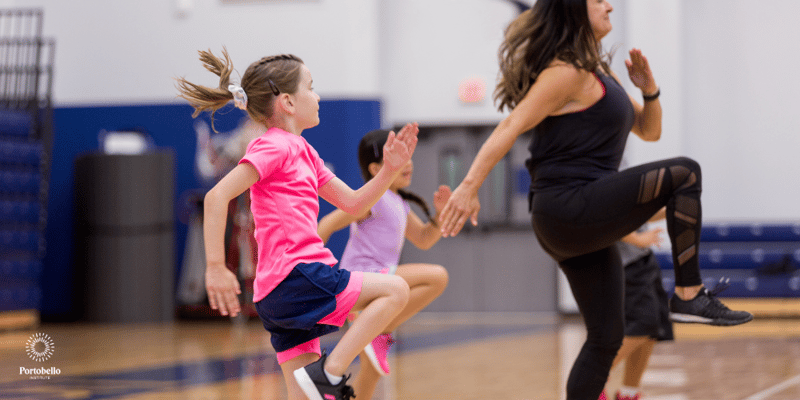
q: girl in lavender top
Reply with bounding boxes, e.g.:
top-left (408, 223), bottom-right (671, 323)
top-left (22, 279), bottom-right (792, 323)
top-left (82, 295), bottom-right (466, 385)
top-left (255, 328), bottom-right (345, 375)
top-left (318, 129), bottom-right (450, 400)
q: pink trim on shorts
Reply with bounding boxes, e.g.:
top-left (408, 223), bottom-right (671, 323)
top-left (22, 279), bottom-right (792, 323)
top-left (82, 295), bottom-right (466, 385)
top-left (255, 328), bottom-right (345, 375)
top-left (319, 271), bottom-right (363, 326)
top-left (276, 338), bottom-right (321, 364)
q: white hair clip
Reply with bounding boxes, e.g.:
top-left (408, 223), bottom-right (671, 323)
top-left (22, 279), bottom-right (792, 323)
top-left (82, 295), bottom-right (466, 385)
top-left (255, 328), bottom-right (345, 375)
top-left (228, 84), bottom-right (248, 110)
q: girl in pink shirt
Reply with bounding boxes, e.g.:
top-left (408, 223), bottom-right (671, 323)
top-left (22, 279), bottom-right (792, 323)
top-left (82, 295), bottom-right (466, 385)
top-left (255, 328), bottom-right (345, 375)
top-left (318, 129), bottom-right (451, 399)
top-left (177, 48), bottom-right (417, 400)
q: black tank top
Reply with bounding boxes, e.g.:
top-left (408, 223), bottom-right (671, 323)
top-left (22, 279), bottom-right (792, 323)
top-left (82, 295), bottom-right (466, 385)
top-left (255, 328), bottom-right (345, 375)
top-left (525, 73), bottom-right (635, 192)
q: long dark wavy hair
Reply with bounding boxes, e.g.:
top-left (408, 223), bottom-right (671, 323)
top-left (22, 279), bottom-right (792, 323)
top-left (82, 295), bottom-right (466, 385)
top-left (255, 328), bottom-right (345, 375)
top-left (175, 47), bottom-right (304, 131)
top-left (494, 0), bottom-right (612, 112)
top-left (357, 129), bottom-right (436, 225)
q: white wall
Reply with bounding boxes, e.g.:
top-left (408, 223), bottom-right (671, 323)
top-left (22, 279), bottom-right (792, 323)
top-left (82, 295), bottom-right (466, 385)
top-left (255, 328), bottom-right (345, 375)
top-left (618, 0), bottom-right (800, 221)
top-left (9, 0), bottom-right (381, 104)
top-left (379, 0), bottom-right (516, 126)
top-left (681, 0), bottom-right (800, 221)
top-left (614, 0), bottom-right (684, 166)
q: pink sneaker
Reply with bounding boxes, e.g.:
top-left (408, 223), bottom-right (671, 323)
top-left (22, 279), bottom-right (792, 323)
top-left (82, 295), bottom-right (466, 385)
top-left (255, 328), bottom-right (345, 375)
top-left (363, 333), bottom-right (394, 376)
top-left (598, 391), bottom-right (608, 400)
top-left (616, 392), bottom-right (640, 400)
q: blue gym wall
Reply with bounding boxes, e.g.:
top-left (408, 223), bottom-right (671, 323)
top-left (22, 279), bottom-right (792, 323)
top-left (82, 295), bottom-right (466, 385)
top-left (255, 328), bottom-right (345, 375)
top-left (42, 99), bottom-right (380, 319)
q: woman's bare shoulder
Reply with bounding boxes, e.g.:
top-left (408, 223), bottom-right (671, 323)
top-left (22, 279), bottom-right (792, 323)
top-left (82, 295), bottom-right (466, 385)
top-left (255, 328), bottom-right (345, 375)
top-left (538, 61), bottom-right (590, 91)
top-left (542, 60), bottom-right (590, 79)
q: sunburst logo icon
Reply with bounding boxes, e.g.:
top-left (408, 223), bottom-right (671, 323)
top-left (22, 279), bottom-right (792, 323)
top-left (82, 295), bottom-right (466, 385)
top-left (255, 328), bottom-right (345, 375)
top-left (26, 333), bottom-right (55, 362)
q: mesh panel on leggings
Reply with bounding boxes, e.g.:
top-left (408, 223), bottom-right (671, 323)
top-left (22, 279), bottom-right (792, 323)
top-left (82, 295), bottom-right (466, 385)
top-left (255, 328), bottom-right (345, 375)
top-left (668, 165), bottom-right (700, 275)
top-left (675, 196), bottom-right (698, 225)
top-left (637, 167), bottom-right (665, 204)
top-left (635, 163), bottom-right (701, 285)
top-left (673, 165), bottom-right (697, 191)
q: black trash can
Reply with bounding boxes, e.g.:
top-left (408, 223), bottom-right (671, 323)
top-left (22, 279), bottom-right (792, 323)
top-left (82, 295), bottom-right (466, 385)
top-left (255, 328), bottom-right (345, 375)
top-left (74, 151), bottom-right (175, 322)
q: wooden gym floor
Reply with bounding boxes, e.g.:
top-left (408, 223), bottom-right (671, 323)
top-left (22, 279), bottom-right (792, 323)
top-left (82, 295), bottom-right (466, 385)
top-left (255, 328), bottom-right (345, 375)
top-left (0, 299), bottom-right (799, 400)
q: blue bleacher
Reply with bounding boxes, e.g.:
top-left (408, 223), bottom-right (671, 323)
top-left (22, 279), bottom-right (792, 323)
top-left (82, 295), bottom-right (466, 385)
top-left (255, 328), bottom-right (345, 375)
top-left (0, 200), bottom-right (40, 224)
top-left (0, 101), bottom-right (46, 314)
top-left (0, 140), bottom-right (42, 165)
top-left (660, 270), bottom-right (800, 298)
top-left (700, 223), bottom-right (800, 242)
top-left (656, 222), bottom-right (800, 298)
top-left (0, 109), bottom-right (32, 137)
top-left (654, 242), bottom-right (800, 270)
top-left (0, 256), bottom-right (42, 281)
top-left (0, 110), bottom-right (44, 311)
top-left (0, 283), bottom-right (42, 311)
top-left (0, 229), bottom-right (41, 253)
top-left (0, 9), bottom-right (54, 314)
top-left (0, 169), bottom-right (41, 195)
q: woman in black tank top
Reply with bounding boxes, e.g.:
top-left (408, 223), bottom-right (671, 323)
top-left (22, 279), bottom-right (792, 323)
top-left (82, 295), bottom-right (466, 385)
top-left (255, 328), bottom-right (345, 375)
top-left (438, 1), bottom-right (753, 399)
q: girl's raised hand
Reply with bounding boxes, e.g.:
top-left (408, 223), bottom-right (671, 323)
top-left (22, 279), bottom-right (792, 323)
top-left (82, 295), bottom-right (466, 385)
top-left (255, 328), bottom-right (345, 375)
top-left (433, 185), bottom-right (452, 213)
top-left (625, 48), bottom-right (657, 94)
top-left (382, 123), bottom-right (419, 172)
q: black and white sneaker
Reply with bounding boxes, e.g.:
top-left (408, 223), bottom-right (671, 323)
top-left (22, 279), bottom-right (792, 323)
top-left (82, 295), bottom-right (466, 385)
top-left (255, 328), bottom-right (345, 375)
top-left (293, 351), bottom-right (356, 400)
top-left (669, 287), bottom-right (753, 326)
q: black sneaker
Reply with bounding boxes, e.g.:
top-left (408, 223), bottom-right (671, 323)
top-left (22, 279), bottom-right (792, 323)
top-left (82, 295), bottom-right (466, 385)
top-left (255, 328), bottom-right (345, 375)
top-left (293, 351), bottom-right (356, 400)
top-left (669, 287), bottom-right (753, 326)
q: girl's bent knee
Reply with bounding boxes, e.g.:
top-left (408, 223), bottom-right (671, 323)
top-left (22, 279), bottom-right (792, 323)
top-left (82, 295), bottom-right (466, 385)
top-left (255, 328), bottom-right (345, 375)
top-left (433, 264), bottom-right (449, 286)
top-left (388, 275), bottom-right (410, 306)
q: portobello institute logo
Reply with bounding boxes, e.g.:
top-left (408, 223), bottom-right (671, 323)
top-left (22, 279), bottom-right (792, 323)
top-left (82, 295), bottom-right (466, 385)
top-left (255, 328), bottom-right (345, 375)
top-left (26, 333), bottom-right (55, 362)
top-left (19, 333), bottom-right (61, 379)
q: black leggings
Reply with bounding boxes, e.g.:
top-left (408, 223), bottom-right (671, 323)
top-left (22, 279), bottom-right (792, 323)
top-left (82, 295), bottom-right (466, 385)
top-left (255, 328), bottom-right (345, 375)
top-left (530, 157), bottom-right (702, 400)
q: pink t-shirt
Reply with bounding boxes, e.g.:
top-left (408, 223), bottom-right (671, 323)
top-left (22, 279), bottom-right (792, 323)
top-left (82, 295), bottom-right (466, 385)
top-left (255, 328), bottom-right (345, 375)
top-left (239, 127), bottom-right (338, 302)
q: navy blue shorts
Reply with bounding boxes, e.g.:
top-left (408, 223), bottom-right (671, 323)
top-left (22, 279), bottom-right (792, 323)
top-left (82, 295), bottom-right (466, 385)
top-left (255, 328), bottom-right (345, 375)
top-left (255, 262), bottom-right (354, 353)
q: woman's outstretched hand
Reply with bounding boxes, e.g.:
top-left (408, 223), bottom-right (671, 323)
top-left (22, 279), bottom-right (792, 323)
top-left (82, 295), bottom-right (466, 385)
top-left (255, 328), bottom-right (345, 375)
top-left (437, 182), bottom-right (480, 237)
top-left (382, 122), bottom-right (419, 173)
top-left (625, 48), bottom-right (658, 95)
top-left (432, 185), bottom-right (452, 213)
